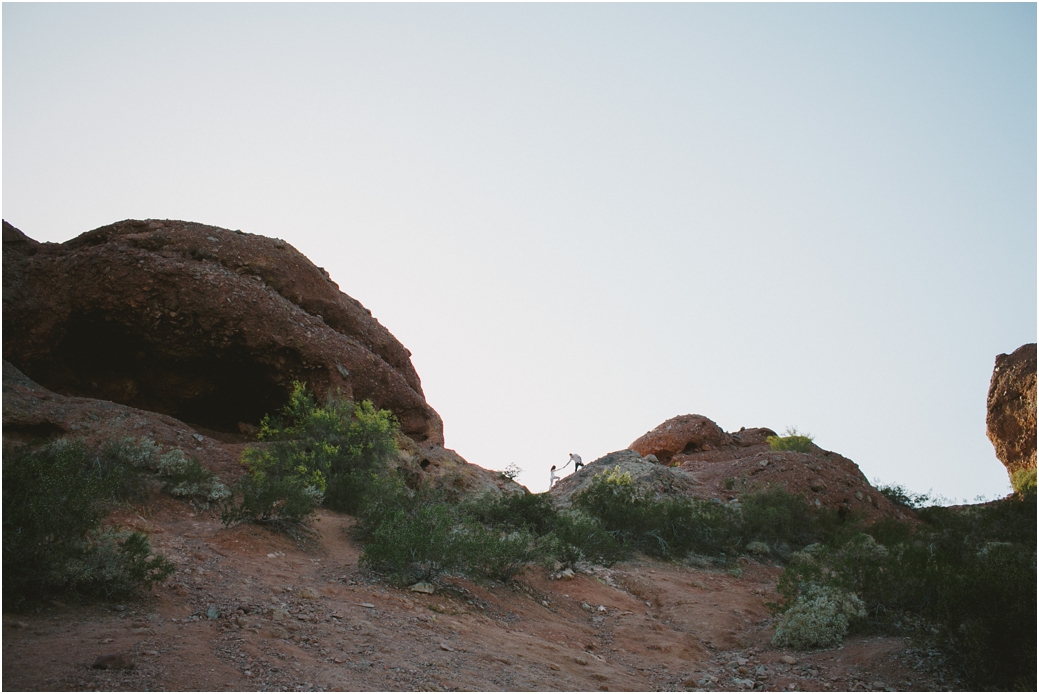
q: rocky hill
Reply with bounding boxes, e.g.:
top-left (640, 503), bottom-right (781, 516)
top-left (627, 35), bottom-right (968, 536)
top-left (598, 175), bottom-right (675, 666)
top-left (2, 219), bottom-right (515, 495)
top-left (1, 218), bottom-right (1001, 692)
top-left (550, 415), bottom-right (912, 528)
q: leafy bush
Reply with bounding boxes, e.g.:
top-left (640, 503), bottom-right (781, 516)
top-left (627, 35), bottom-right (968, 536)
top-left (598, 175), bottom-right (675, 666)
top-left (767, 427), bottom-right (814, 453)
top-left (3, 440), bottom-right (174, 608)
top-left (547, 511), bottom-right (625, 569)
top-left (771, 584), bottom-right (866, 650)
top-left (462, 524), bottom-right (544, 582)
top-left (157, 449), bottom-right (230, 507)
top-left (1010, 468), bottom-right (1036, 497)
top-left (875, 482), bottom-right (933, 510)
top-left (223, 383), bottom-right (399, 532)
top-left (360, 501), bottom-right (466, 585)
top-left (500, 463), bottom-right (522, 481)
top-left (465, 491), bottom-right (559, 536)
top-left (741, 487), bottom-right (841, 549)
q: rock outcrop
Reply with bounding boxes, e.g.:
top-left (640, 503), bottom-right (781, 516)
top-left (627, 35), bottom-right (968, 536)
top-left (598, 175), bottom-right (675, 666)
top-left (3, 219), bottom-right (442, 443)
top-left (629, 414), bottom-right (737, 464)
top-left (986, 343), bottom-right (1037, 478)
top-left (548, 449), bottom-right (701, 508)
top-left (625, 414), bottom-right (911, 524)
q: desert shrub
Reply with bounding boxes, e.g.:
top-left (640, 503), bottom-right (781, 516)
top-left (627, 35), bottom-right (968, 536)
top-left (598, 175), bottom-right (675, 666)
top-left (573, 467), bottom-right (741, 558)
top-left (359, 502), bottom-right (465, 585)
top-left (221, 466), bottom-right (323, 536)
top-left (547, 511), bottom-right (625, 569)
top-left (358, 478), bottom-right (564, 584)
top-left (94, 436), bottom-right (162, 502)
top-left (462, 524), bottom-right (544, 582)
top-left (465, 491), bottom-right (559, 536)
top-left (500, 463), bottom-right (522, 481)
top-left (875, 482), bottom-right (933, 510)
top-left (741, 487), bottom-right (841, 548)
top-left (223, 383), bottom-right (399, 532)
top-left (771, 584), bottom-right (866, 650)
top-left (767, 427), bottom-right (814, 453)
top-left (775, 493), bottom-right (1036, 690)
top-left (3, 440), bottom-right (174, 608)
top-left (56, 529), bottom-right (175, 600)
top-left (1010, 468), bottom-right (1036, 497)
top-left (157, 449), bottom-right (230, 507)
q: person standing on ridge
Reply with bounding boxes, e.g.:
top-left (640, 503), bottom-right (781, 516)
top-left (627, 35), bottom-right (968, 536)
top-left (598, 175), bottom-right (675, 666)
top-left (568, 453), bottom-right (583, 472)
top-left (550, 465), bottom-right (560, 487)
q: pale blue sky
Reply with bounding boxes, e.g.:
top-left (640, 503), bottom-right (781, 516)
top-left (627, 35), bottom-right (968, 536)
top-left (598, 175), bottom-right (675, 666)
top-left (4, 3), bottom-right (1036, 499)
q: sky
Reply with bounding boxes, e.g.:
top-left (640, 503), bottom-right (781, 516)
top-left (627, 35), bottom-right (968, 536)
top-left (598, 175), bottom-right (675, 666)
top-left (3, 3), bottom-right (1036, 500)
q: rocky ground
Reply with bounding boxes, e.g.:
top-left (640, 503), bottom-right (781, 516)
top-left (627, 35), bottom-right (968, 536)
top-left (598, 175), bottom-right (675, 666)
top-left (3, 502), bottom-right (960, 692)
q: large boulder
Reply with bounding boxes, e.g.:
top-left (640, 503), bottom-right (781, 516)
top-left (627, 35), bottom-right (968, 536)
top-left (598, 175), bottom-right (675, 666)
top-left (630, 414), bottom-right (737, 464)
top-left (3, 219), bottom-right (442, 444)
top-left (986, 343), bottom-right (1037, 479)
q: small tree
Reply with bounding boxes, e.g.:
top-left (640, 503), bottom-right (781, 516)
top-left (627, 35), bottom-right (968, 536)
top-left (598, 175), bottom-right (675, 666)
top-left (223, 383), bottom-right (400, 533)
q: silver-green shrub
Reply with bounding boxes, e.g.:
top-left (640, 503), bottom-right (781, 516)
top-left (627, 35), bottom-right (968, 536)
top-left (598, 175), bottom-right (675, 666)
top-left (771, 584), bottom-right (866, 650)
top-left (157, 449), bottom-right (230, 507)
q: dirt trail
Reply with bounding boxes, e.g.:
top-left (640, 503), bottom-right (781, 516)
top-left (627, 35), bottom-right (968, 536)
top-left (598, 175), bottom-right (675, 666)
top-left (3, 504), bottom-right (957, 692)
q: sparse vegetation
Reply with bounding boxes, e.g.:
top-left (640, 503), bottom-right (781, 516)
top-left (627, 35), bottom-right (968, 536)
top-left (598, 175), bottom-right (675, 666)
top-left (572, 468), bottom-right (843, 560)
top-left (3, 439), bottom-right (175, 608)
top-left (875, 481), bottom-right (933, 509)
top-left (773, 490), bottom-right (1036, 690)
top-left (500, 463), bottom-right (522, 481)
top-left (767, 427), bottom-right (814, 453)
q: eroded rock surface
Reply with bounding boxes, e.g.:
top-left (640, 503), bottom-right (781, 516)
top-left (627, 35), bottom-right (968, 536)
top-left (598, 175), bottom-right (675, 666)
top-left (622, 414), bottom-right (911, 524)
top-left (986, 343), bottom-right (1037, 478)
top-left (3, 219), bottom-right (442, 443)
top-left (630, 414), bottom-right (740, 464)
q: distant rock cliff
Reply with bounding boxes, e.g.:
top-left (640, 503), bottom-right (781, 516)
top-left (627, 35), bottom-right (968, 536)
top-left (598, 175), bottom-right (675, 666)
top-left (986, 343), bottom-right (1037, 480)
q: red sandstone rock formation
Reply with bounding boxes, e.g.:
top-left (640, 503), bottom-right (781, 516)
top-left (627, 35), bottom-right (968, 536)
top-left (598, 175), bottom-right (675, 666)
top-left (629, 414), bottom-right (740, 464)
top-left (986, 343), bottom-right (1037, 479)
top-left (3, 219), bottom-right (442, 443)
top-left (627, 414), bottom-right (910, 523)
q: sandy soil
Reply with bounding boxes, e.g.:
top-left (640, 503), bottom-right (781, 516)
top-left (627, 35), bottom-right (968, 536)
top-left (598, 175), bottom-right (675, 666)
top-left (3, 500), bottom-right (960, 692)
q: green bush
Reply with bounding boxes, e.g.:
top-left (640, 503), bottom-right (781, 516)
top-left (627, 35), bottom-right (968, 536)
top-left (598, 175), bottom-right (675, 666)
top-left (741, 487), bottom-right (841, 549)
top-left (767, 427), bottom-right (814, 453)
top-left (462, 524), bottom-right (544, 582)
top-left (572, 467), bottom-right (743, 559)
top-left (771, 584), bottom-right (866, 650)
top-left (547, 511), bottom-right (625, 569)
top-left (465, 491), bottom-right (559, 536)
top-left (223, 383), bottom-right (399, 532)
top-left (875, 482), bottom-right (933, 510)
top-left (359, 502), bottom-right (465, 585)
top-left (3, 440), bottom-right (174, 608)
top-left (1010, 468), bottom-right (1036, 497)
